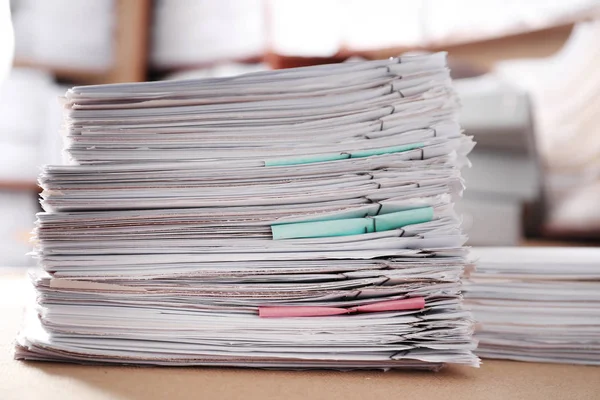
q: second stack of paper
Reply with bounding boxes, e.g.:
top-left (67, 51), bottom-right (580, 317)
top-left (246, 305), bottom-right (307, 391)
top-left (465, 247), bottom-right (600, 366)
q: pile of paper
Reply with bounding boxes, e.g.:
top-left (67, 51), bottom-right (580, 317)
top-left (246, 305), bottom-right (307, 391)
top-left (465, 247), bottom-right (600, 365)
top-left (495, 19), bottom-right (600, 236)
top-left (16, 53), bottom-right (479, 369)
top-left (0, 68), bottom-right (66, 266)
top-left (453, 76), bottom-right (539, 245)
top-left (12, 0), bottom-right (114, 71)
top-left (151, 0), bottom-right (266, 69)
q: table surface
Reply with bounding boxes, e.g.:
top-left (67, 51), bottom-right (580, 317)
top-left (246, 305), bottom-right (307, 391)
top-left (1, 269), bottom-right (599, 400)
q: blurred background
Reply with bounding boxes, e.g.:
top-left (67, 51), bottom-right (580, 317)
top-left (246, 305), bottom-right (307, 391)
top-left (1, 0), bottom-right (600, 266)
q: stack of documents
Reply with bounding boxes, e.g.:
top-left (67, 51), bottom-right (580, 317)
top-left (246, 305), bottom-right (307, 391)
top-left (152, 0), bottom-right (266, 69)
top-left (495, 19), bottom-right (600, 236)
top-left (0, 68), bottom-right (65, 266)
top-left (16, 53), bottom-right (479, 369)
top-left (454, 76), bottom-right (539, 245)
top-left (12, 0), bottom-right (114, 71)
top-left (465, 247), bottom-right (600, 365)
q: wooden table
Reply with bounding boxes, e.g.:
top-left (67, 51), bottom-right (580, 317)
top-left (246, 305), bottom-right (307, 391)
top-left (1, 270), bottom-right (599, 400)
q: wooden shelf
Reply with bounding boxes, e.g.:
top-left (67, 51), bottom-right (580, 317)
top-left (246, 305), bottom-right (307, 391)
top-left (540, 226), bottom-right (600, 242)
top-left (108, 0), bottom-right (151, 83)
top-left (12, 59), bottom-right (110, 84)
top-left (0, 181), bottom-right (39, 192)
top-left (266, 24), bottom-right (574, 71)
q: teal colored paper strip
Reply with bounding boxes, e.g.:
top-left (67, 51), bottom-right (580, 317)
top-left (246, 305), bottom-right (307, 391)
top-left (272, 218), bottom-right (374, 240)
top-left (349, 143), bottom-right (424, 158)
top-left (271, 206), bottom-right (434, 240)
top-left (372, 206), bottom-right (433, 231)
top-left (265, 142), bottom-right (425, 167)
top-left (265, 153), bottom-right (350, 167)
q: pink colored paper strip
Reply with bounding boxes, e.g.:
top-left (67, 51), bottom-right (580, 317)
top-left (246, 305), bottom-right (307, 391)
top-left (259, 297), bottom-right (425, 318)
top-left (349, 297), bottom-right (426, 313)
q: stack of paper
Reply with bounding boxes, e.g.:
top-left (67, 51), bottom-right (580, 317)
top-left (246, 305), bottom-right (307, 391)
top-left (0, 68), bottom-right (65, 181)
top-left (0, 191), bottom-right (38, 267)
top-left (151, 0), bottom-right (266, 69)
top-left (16, 53), bottom-right (479, 369)
top-left (495, 19), bottom-right (600, 235)
top-left (453, 76), bottom-right (540, 245)
top-left (465, 247), bottom-right (600, 366)
top-left (0, 68), bottom-right (66, 266)
top-left (11, 0), bottom-right (114, 71)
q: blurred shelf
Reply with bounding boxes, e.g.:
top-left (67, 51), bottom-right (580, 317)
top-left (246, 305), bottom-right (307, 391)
top-left (423, 24), bottom-right (574, 69)
top-left (266, 23), bottom-right (574, 71)
top-left (12, 59), bottom-right (110, 84)
top-left (540, 226), bottom-right (600, 243)
top-left (0, 181), bottom-right (39, 191)
top-left (520, 238), bottom-right (599, 247)
top-left (10, 3), bottom-right (585, 82)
